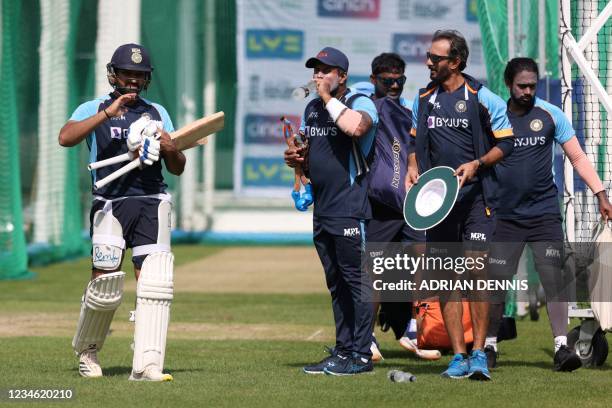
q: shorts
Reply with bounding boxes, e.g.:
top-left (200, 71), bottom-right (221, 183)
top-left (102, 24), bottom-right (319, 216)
top-left (427, 194), bottom-right (494, 251)
top-left (488, 214), bottom-right (566, 302)
top-left (368, 200), bottom-right (425, 243)
top-left (90, 195), bottom-right (172, 269)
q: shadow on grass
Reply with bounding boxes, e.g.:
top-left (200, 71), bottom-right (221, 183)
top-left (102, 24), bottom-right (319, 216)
top-left (68, 366), bottom-right (206, 377)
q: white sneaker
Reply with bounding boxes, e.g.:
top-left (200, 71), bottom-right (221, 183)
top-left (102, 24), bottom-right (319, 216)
top-left (399, 336), bottom-right (442, 360)
top-left (371, 341), bottom-right (384, 362)
top-left (129, 366), bottom-right (173, 382)
top-left (79, 349), bottom-right (103, 378)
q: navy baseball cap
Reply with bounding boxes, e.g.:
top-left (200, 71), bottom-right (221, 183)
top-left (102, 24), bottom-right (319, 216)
top-left (306, 47), bottom-right (349, 72)
top-left (109, 43), bottom-right (153, 72)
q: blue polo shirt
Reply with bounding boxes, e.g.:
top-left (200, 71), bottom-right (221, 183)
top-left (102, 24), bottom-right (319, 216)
top-left (495, 97), bottom-right (574, 219)
top-left (69, 93), bottom-right (174, 198)
top-left (300, 90), bottom-right (379, 218)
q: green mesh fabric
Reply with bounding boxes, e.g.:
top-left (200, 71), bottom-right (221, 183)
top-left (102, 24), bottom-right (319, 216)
top-left (0, 0), bottom-right (31, 279)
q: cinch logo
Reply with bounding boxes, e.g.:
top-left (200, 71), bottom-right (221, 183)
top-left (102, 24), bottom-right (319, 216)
top-left (514, 136), bottom-right (546, 147)
top-left (344, 227), bottom-right (360, 237)
top-left (470, 232), bottom-right (487, 242)
top-left (427, 116), bottom-right (469, 129)
top-left (393, 33), bottom-right (432, 63)
top-left (246, 30), bottom-right (303, 59)
top-left (244, 114), bottom-right (300, 144)
top-left (318, 0), bottom-right (380, 18)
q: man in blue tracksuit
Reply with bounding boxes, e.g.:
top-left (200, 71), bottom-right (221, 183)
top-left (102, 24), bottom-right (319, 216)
top-left (285, 47), bottom-right (379, 376)
top-left (405, 30), bottom-right (515, 380)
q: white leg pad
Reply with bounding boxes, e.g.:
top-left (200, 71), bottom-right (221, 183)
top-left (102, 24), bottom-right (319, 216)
top-left (92, 209), bottom-right (125, 270)
top-left (72, 271), bottom-right (125, 354)
top-left (132, 252), bottom-right (174, 374)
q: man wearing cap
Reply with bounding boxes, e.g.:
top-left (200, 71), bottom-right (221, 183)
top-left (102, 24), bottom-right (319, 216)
top-left (404, 30), bottom-right (514, 380)
top-left (285, 47), bottom-right (379, 376)
top-left (59, 43), bottom-right (185, 381)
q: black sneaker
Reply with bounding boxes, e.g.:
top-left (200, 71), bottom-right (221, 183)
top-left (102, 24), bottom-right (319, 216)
top-left (324, 355), bottom-right (373, 376)
top-left (303, 348), bottom-right (343, 375)
top-left (484, 345), bottom-right (497, 369)
top-left (553, 345), bottom-right (582, 372)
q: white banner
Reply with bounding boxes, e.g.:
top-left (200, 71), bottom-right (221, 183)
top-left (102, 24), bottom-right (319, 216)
top-left (235, 0), bottom-right (485, 196)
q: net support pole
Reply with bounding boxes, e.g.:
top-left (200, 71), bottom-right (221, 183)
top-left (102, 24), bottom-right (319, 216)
top-left (538, 0), bottom-right (546, 74)
top-left (560, 0), bottom-right (575, 242)
top-left (577, 0), bottom-right (612, 52)
top-left (202, 0), bottom-right (216, 230)
top-left (508, 0), bottom-right (515, 58)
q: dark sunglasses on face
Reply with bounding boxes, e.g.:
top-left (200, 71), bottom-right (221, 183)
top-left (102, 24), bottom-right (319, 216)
top-left (426, 52), bottom-right (452, 64)
top-left (376, 75), bottom-right (406, 87)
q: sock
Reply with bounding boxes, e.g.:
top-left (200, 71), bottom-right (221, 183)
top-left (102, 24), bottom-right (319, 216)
top-left (554, 335), bottom-right (567, 352)
top-left (461, 353), bottom-right (469, 359)
top-left (485, 336), bottom-right (498, 352)
top-left (408, 318), bottom-right (417, 336)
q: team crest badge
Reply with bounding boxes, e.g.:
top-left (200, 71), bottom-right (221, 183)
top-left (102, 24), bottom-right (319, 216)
top-left (530, 119), bottom-right (543, 132)
top-left (455, 100), bottom-right (467, 113)
top-left (131, 48), bottom-right (143, 64)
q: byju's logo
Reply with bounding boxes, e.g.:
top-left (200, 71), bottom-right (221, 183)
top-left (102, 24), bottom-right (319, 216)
top-left (318, 0), bottom-right (380, 19)
top-left (246, 30), bottom-right (303, 59)
top-left (393, 33), bottom-right (432, 63)
top-left (427, 116), bottom-right (469, 129)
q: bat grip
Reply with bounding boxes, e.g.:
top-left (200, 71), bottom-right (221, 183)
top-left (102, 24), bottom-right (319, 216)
top-left (93, 158), bottom-right (140, 190)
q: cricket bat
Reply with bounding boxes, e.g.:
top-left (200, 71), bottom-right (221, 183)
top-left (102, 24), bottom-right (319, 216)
top-left (92, 111), bottom-right (224, 189)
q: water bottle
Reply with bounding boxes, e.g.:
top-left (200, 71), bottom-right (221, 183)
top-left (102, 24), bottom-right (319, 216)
top-left (387, 370), bottom-right (416, 383)
top-left (291, 80), bottom-right (316, 100)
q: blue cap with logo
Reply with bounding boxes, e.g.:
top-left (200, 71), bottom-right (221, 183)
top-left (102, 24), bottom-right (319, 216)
top-left (306, 47), bottom-right (349, 72)
top-left (108, 43), bottom-right (153, 72)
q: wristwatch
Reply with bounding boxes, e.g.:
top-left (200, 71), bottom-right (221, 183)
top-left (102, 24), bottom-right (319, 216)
top-left (477, 158), bottom-right (485, 170)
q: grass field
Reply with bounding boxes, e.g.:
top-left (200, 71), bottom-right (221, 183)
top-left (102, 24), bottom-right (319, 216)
top-left (1, 245), bottom-right (611, 407)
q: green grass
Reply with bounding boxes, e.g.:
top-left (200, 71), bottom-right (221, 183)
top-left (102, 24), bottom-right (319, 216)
top-left (1, 246), bottom-right (611, 407)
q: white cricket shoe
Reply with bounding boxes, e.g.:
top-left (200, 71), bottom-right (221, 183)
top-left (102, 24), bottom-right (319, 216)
top-left (399, 336), bottom-right (442, 360)
top-left (129, 366), bottom-right (173, 382)
top-left (371, 340), bottom-right (384, 362)
top-left (79, 349), bottom-right (103, 378)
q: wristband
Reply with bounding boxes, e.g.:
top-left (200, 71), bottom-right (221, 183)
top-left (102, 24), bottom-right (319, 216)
top-left (477, 158), bottom-right (485, 169)
top-left (103, 109), bottom-right (111, 120)
top-left (325, 98), bottom-right (347, 122)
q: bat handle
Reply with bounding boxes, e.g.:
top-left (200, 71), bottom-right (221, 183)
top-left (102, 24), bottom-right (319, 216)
top-left (93, 158), bottom-right (141, 190)
top-left (88, 152), bottom-right (131, 170)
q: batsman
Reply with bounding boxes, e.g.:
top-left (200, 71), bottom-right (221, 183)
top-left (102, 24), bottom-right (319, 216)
top-left (58, 43), bottom-right (185, 381)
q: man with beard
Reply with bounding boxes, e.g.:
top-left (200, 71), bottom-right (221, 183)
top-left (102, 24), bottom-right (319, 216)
top-left (357, 53), bottom-right (438, 362)
top-left (405, 30), bottom-right (514, 380)
top-left (284, 47), bottom-right (379, 376)
top-left (485, 57), bottom-right (612, 371)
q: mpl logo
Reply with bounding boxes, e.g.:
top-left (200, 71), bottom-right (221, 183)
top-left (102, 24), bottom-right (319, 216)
top-left (246, 29), bottom-right (303, 60)
top-left (546, 247), bottom-right (561, 258)
top-left (318, 0), bottom-right (380, 19)
top-left (244, 114), bottom-right (300, 145)
top-left (469, 232), bottom-right (487, 242)
top-left (343, 227), bottom-right (361, 237)
top-left (393, 33), bottom-right (432, 63)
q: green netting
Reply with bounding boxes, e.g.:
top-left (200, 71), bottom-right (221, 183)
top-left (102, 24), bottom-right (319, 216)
top-left (0, 0), bottom-right (32, 279)
top-left (477, 0), bottom-right (560, 99)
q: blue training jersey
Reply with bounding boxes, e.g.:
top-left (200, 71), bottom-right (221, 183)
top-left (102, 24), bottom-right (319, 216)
top-left (495, 97), bottom-right (574, 219)
top-left (299, 90), bottom-right (379, 218)
top-left (411, 83), bottom-right (512, 200)
top-left (70, 93), bottom-right (174, 198)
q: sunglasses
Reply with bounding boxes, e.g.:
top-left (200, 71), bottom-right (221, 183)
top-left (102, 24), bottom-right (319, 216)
top-left (376, 75), bottom-right (406, 87)
top-left (426, 52), bottom-right (452, 64)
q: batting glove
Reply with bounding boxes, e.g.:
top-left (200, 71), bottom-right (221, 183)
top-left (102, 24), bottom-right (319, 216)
top-left (139, 136), bottom-right (161, 166)
top-left (127, 117), bottom-right (150, 151)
